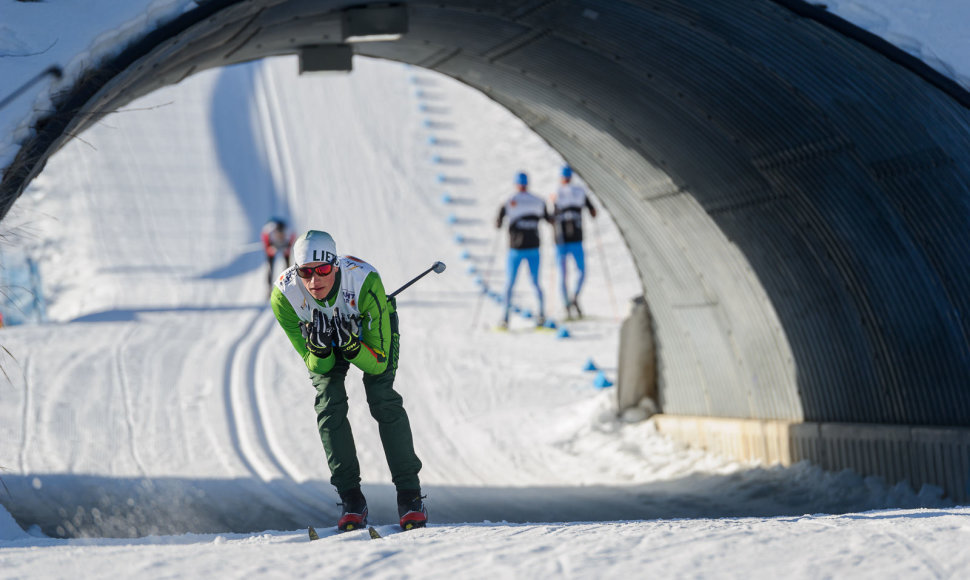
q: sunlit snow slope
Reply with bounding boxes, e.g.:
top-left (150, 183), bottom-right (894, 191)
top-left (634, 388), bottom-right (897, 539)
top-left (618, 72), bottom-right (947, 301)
top-left (0, 57), bottom-right (946, 540)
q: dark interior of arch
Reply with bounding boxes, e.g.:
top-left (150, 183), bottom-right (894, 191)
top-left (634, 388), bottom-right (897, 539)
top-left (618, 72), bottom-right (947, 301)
top-left (2, 0), bottom-right (969, 426)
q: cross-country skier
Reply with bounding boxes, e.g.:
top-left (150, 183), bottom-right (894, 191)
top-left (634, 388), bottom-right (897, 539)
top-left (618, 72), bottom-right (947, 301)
top-left (261, 218), bottom-right (296, 288)
top-left (270, 230), bottom-right (427, 532)
top-left (496, 171), bottom-right (552, 329)
top-left (550, 166), bottom-right (597, 319)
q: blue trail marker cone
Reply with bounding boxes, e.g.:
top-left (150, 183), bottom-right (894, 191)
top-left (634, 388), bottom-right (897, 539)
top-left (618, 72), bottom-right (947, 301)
top-left (459, 250), bottom-right (470, 260)
top-left (593, 371), bottom-right (613, 389)
top-left (583, 358), bottom-right (598, 372)
top-left (441, 193), bottom-right (453, 204)
top-left (557, 326), bottom-right (571, 339)
top-left (446, 213), bottom-right (458, 224)
top-left (454, 233), bottom-right (465, 244)
top-left (544, 319), bottom-right (557, 329)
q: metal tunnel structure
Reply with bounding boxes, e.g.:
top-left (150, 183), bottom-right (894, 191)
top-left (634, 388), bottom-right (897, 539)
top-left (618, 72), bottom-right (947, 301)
top-left (2, 1), bottom-right (969, 500)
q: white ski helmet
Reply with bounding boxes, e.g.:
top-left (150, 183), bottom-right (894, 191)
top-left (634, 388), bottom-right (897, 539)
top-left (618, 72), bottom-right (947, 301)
top-left (293, 230), bottom-right (337, 266)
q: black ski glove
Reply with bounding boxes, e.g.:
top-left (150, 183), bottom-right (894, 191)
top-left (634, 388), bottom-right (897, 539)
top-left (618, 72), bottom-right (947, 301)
top-left (301, 309), bottom-right (333, 359)
top-left (333, 311), bottom-right (361, 360)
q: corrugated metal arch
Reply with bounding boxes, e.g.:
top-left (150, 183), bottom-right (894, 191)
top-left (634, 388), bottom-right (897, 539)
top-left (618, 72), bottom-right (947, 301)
top-left (2, 0), bottom-right (969, 426)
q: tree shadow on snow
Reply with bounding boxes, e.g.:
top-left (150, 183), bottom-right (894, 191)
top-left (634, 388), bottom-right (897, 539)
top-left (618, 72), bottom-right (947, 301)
top-left (197, 63), bottom-right (282, 280)
top-left (196, 248), bottom-right (264, 280)
top-left (70, 303), bottom-right (265, 323)
top-left (0, 467), bottom-right (938, 539)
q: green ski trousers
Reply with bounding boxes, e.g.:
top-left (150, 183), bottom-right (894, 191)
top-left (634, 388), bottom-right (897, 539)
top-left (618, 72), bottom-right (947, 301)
top-left (310, 311), bottom-right (422, 493)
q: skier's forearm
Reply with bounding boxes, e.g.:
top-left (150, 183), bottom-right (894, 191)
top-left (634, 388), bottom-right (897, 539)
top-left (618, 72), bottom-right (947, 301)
top-left (271, 287), bottom-right (336, 373)
top-left (304, 349), bottom-right (336, 373)
top-left (349, 275), bottom-right (393, 375)
top-left (344, 341), bottom-right (385, 374)
top-left (349, 317), bottom-right (389, 375)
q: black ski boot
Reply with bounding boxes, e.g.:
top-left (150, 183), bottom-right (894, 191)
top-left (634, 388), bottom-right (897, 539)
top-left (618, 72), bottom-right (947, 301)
top-left (570, 298), bottom-right (583, 319)
top-left (337, 487), bottom-right (368, 531)
top-left (397, 489), bottom-right (428, 530)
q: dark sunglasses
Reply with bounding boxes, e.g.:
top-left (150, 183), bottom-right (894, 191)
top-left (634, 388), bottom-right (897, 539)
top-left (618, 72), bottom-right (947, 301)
top-left (296, 263), bottom-right (335, 278)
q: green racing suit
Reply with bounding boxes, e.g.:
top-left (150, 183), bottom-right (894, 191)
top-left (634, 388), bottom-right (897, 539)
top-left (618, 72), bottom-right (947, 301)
top-left (270, 256), bottom-right (422, 493)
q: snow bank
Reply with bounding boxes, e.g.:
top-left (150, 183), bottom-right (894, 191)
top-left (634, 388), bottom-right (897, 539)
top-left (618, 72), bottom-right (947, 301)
top-left (824, 0), bottom-right (970, 89)
top-left (0, 0), bottom-right (193, 170)
top-left (0, 503), bottom-right (28, 541)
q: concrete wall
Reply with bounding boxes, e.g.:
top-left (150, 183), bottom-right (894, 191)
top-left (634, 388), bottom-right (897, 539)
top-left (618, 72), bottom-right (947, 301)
top-left (654, 414), bottom-right (970, 503)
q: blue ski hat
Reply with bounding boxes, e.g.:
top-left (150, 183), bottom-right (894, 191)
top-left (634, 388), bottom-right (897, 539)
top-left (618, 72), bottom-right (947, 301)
top-left (516, 171), bottom-right (529, 186)
top-left (562, 165), bottom-right (573, 179)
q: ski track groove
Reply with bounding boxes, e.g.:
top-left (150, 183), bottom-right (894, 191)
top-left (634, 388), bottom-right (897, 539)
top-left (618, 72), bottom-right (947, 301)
top-left (882, 528), bottom-right (949, 578)
top-left (225, 307), bottom-right (331, 522)
top-left (253, 62), bottom-right (298, 218)
top-left (221, 309), bottom-right (267, 479)
top-left (234, 309), bottom-right (289, 479)
top-left (17, 354), bottom-right (32, 475)
top-left (248, 63), bottom-right (335, 521)
top-left (251, 321), bottom-right (309, 484)
top-left (249, 60), bottom-right (307, 483)
top-left (114, 325), bottom-right (147, 477)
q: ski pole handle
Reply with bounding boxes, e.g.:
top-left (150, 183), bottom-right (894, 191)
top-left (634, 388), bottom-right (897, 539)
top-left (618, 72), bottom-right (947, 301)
top-left (390, 261), bottom-right (446, 297)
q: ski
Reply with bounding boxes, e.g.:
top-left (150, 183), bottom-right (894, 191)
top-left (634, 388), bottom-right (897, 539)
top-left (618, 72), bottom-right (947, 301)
top-left (307, 524), bottom-right (383, 541)
top-left (491, 323), bottom-right (558, 334)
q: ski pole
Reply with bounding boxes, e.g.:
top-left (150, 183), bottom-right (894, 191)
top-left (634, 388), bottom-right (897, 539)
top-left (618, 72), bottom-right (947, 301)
top-left (389, 261), bottom-right (447, 297)
top-left (592, 218), bottom-right (619, 320)
top-left (470, 228), bottom-right (502, 329)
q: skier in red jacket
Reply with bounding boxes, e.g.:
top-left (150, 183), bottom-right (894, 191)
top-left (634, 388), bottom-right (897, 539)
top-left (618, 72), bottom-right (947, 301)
top-left (261, 218), bottom-right (296, 288)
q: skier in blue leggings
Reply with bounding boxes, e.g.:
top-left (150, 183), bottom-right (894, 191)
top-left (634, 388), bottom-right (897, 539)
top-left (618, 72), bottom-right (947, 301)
top-left (496, 171), bottom-right (551, 328)
top-left (550, 166), bottom-right (597, 319)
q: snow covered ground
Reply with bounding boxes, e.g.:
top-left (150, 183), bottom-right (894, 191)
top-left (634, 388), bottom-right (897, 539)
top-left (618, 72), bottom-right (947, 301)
top-left (1, 54), bottom-right (968, 578)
